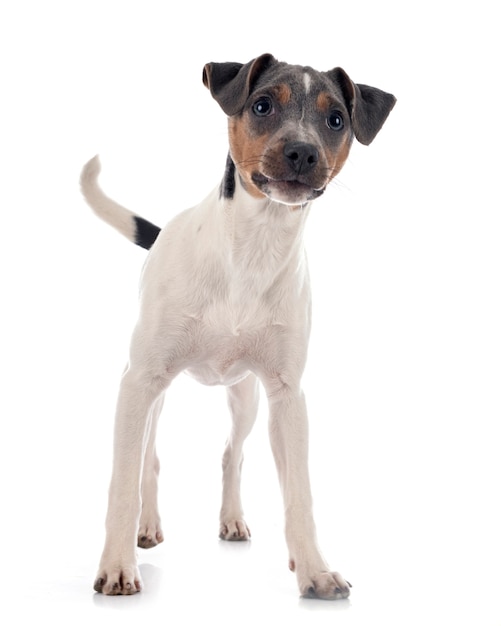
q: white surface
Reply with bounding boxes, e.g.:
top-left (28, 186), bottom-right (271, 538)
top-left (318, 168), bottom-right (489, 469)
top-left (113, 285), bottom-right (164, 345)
top-left (1, 1), bottom-right (500, 624)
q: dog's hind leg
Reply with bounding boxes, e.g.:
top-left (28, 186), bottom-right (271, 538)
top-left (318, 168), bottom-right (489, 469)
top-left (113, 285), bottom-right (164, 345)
top-left (137, 392), bottom-right (165, 549)
top-left (219, 373), bottom-right (260, 541)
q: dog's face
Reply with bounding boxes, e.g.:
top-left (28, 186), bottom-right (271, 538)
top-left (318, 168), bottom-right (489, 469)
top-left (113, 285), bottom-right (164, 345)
top-left (227, 65), bottom-right (354, 205)
top-left (203, 54), bottom-right (396, 206)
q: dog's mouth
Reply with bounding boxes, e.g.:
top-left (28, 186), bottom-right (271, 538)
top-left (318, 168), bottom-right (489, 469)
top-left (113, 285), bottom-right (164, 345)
top-left (251, 172), bottom-right (325, 205)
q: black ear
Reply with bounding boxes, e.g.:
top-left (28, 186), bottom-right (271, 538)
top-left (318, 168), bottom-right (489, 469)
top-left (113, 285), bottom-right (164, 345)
top-left (203, 53), bottom-right (277, 116)
top-left (327, 67), bottom-right (396, 145)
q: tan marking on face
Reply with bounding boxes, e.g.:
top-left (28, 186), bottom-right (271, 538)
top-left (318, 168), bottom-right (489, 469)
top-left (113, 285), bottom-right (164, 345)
top-left (316, 91), bottom-right (332, 113)
top-left (273, 83), bottom-right (292, 105)
top-left (228, 117), bottom-right (269, 198)
top-left (325, 134), bottom-right (352, 181)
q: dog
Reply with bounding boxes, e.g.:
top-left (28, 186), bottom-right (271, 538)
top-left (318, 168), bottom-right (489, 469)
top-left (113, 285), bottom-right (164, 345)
top-left (80, 53), bottom-right (395, 599)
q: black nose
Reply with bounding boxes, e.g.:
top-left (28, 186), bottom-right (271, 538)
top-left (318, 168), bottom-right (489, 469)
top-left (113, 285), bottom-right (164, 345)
top-left (283, 141), bottom-right (319, 175)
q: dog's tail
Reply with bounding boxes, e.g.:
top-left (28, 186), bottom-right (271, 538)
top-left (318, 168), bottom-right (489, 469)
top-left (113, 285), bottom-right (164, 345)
top-left (80, 155), bottom-right (161, 250)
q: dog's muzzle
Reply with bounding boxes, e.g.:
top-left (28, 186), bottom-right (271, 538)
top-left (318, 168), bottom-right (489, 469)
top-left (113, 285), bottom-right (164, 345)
top-left (252, 141), bottom-right (326, 205)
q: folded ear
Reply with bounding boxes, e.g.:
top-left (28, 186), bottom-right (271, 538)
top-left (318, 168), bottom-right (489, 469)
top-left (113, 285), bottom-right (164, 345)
top-left (327, 68), bottom-right (396, 145)
top-left (203, 53), bottom-right (277, 116)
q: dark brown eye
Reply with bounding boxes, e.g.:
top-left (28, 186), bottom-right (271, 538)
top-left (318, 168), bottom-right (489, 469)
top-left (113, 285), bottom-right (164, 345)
top-left (252, 97), bottom-right (273, 117)
top-left (327, 111), bottom-right (344, 130)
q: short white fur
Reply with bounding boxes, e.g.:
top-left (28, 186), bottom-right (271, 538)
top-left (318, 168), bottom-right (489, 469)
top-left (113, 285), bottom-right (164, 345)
top-left (80, 154), bottom-right (350, 600)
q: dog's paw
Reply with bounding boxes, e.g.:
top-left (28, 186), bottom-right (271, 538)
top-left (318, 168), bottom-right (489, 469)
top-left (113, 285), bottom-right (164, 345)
top-left (93, 565), bottom-right (142, 595)
top-left (137, 521), bottom-right (164, 549)
top-left (219, 519), bottom-right (251, 541)
top-left (300, 571), bottom-right (351, 600)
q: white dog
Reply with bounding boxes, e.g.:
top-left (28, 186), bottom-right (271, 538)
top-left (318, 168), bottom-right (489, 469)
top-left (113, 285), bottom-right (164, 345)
top-left (80, 53), bottom-right (395, 599)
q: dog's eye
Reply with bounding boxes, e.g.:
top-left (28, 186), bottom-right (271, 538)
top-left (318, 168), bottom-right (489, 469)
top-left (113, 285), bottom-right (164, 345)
top-left (327, 111), bottom-right (344, 131)
top-left (252, 97), bottom-right (273, 117)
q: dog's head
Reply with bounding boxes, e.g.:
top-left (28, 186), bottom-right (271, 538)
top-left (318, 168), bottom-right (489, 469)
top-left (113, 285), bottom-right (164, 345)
top-left (203, 53), bottom-right (396, 206)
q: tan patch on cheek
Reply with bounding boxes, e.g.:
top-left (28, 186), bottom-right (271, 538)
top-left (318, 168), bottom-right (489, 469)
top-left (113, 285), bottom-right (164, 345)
top-left (326, 135), bottom-right (352, 180)
top-left (229, 117), bottom-right (270, 198)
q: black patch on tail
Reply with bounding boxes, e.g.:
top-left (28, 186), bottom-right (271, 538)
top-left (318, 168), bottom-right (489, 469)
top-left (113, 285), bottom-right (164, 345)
top-left (134, 216), bottom-right (161, 250)
top-left (219, 153), bottom-right (236, 199)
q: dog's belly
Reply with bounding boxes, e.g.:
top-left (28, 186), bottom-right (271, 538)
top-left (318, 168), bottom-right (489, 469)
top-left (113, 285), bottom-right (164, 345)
top-left (184, 333), bottom-right (254, 387)
top-left (186, 361), bottom-right (251, 387)
top-left (186, 354), bottom-right (251, 387)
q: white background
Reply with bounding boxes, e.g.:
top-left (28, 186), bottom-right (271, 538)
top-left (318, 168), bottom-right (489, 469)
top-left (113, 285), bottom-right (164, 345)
top-left (1, 1), bottom-right (500, 625)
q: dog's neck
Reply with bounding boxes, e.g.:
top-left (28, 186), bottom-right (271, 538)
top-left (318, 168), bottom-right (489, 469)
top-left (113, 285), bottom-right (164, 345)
top-left (217, 159), bottom-right (311, 292)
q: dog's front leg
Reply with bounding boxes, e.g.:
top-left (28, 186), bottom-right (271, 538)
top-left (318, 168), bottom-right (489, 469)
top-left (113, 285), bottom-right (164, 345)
top-left (265, 381), bottom-right (350, 600)
top-left (94, 368), bottom-right (167, 595)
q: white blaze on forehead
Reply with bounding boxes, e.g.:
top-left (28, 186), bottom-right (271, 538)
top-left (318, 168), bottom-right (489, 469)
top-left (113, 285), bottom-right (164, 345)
top-left (303, 72), bottom-right (312, 93)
